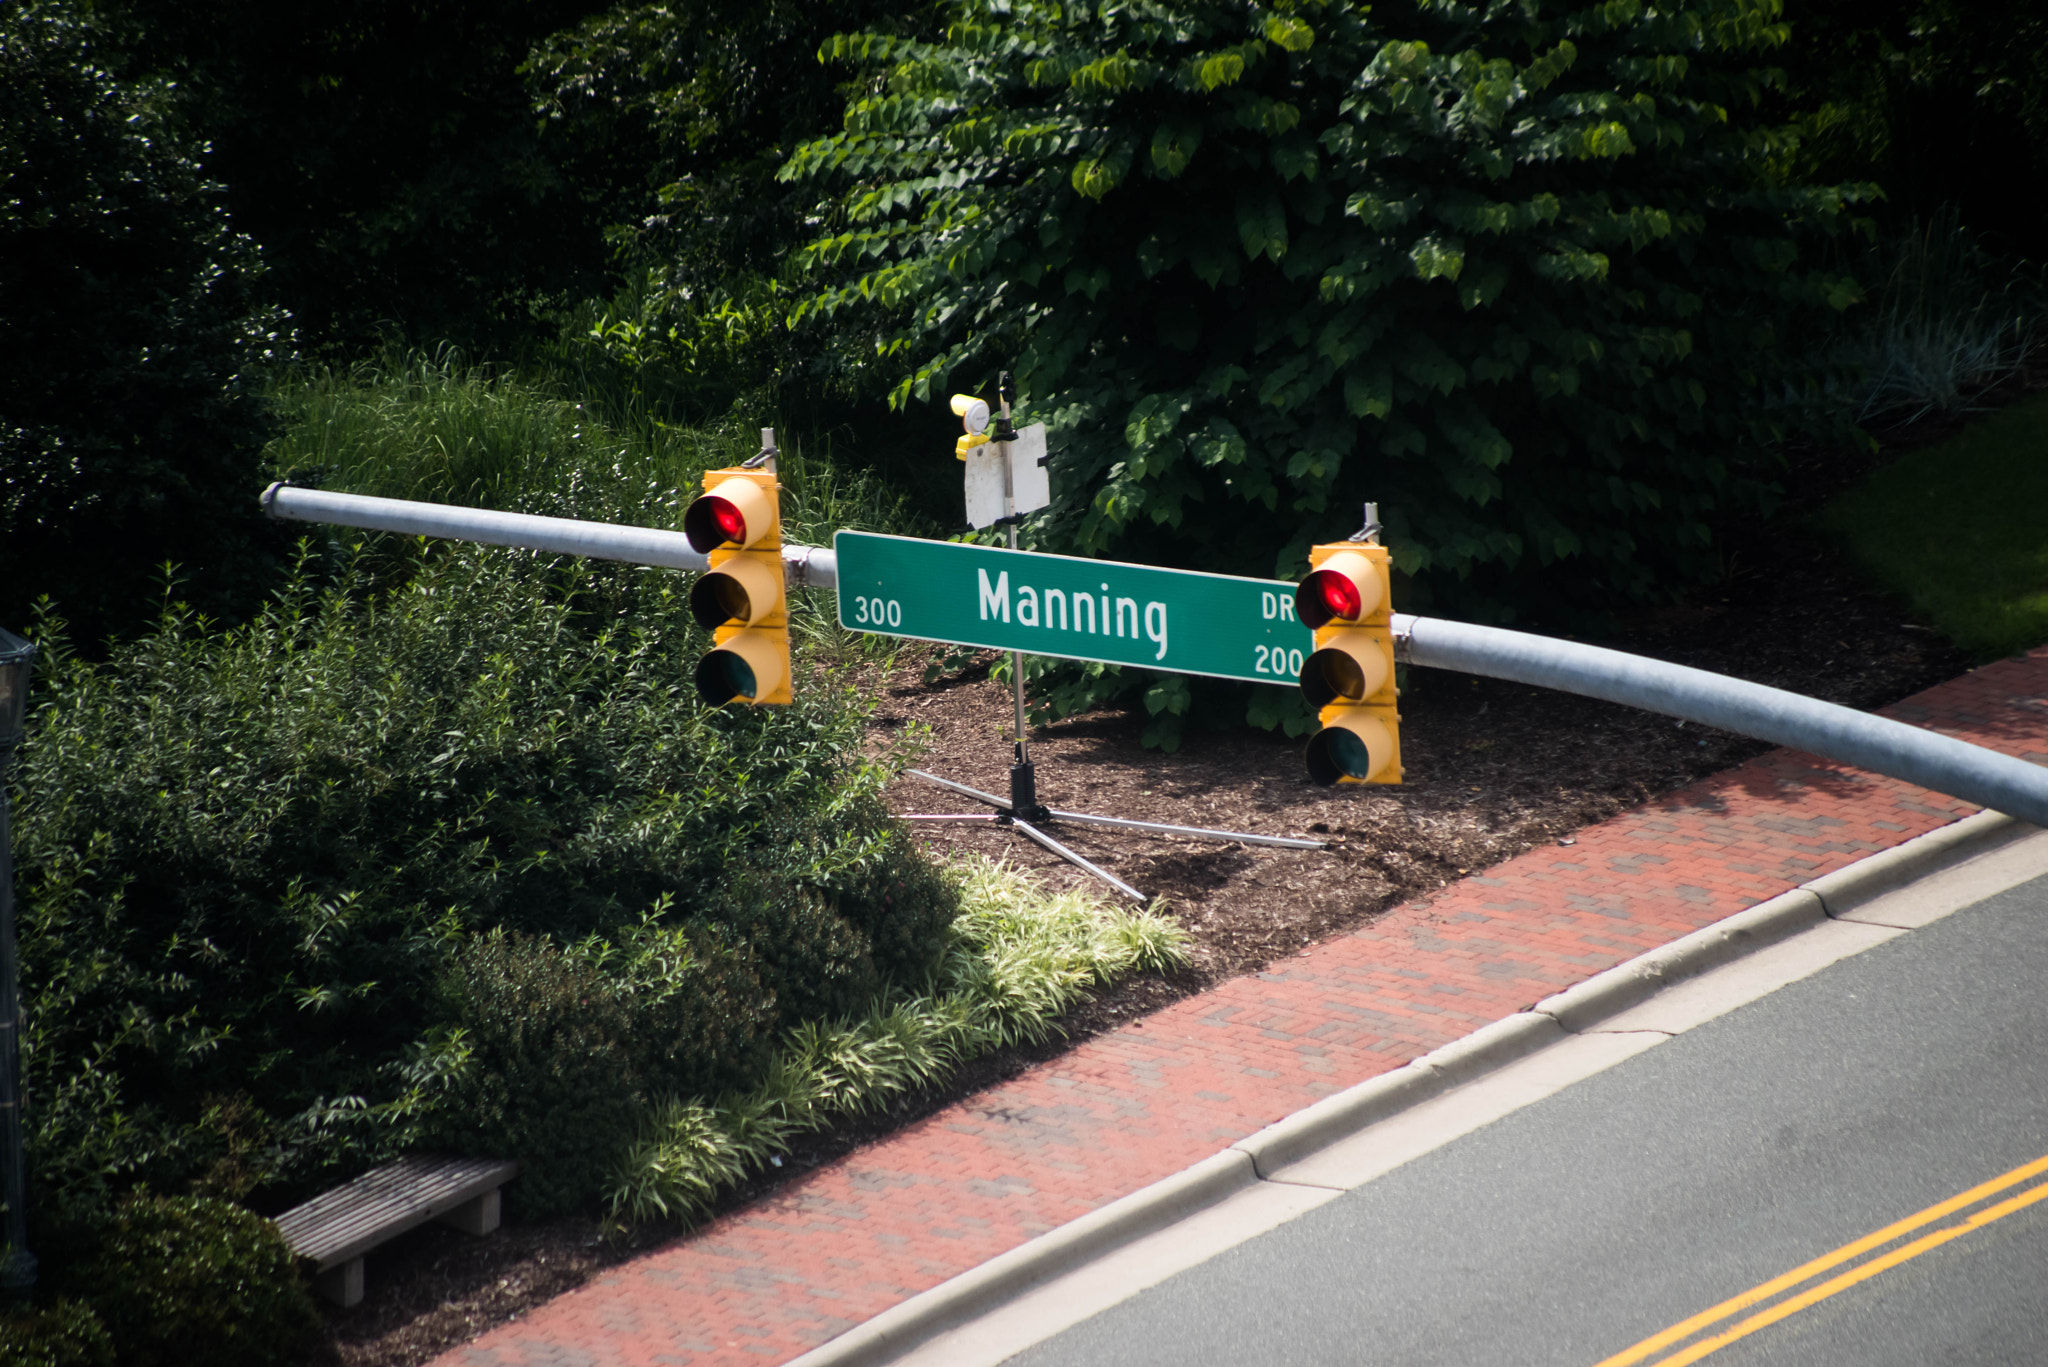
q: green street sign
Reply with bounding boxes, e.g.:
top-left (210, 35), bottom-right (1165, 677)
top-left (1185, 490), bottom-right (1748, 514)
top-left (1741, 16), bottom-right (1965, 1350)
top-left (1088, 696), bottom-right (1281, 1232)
top-left (834, 531), bottom-right (1315, 686)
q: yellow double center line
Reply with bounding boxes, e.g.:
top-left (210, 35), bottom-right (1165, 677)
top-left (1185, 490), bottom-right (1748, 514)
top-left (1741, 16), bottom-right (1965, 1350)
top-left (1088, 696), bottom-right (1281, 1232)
top-left (1594, 1150), bottom-right (2048, 1367)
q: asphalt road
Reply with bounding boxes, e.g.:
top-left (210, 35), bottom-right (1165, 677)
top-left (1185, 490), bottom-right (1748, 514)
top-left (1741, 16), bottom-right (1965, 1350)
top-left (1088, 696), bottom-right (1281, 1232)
top-left (1008, 871), bottom-right (2048, 1367)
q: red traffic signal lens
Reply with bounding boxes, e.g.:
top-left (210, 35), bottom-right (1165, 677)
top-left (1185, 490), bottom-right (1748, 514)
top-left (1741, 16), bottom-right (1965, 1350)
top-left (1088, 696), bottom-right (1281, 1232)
top-left (685, 476), bottom-right (776, 552)
top-left (1294, 550), bottom-right (1384, 629)
top-left (1298, 569), bottom-right (1360, 629)
top-left (1316, 572), bottom-right (1361, 621)
top-left (711, 498), bottom-right (746, 543)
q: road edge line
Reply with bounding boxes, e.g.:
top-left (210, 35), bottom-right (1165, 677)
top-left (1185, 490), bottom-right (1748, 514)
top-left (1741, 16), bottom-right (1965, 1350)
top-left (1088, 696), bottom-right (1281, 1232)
top-left (781, 807), bottom-right (2030, 1367)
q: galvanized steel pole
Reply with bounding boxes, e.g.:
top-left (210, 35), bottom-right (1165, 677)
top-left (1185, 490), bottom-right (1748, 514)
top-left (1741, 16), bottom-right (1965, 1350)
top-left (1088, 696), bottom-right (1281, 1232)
top-left (260, 486), bottom-right (2047, 828)
top-left (1394, 613), bottom-right (2048, 828)
top-left (260, 484), bottom-right (840, 589)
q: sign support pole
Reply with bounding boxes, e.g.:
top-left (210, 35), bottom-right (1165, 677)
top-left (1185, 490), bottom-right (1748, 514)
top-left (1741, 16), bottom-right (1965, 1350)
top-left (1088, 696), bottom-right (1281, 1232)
top-left (898, 372), bottom-right (1328, 901)
top-left (995, 377), bottom-right (1045, 822)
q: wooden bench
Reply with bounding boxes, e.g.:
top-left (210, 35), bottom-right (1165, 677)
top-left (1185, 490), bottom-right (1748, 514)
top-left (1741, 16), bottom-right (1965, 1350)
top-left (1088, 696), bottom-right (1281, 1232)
top-left (274, 1154), bottom-right (520, 1307)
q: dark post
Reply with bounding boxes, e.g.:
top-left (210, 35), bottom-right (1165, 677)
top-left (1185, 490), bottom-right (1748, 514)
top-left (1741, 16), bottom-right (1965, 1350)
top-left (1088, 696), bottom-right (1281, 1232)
top-left (0, 626), bottom-right (38, 1298)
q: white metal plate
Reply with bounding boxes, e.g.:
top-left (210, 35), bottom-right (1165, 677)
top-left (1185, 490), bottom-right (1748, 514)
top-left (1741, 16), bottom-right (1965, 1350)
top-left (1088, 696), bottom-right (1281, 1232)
top-left (964, 423), bottom-right (1051, 529)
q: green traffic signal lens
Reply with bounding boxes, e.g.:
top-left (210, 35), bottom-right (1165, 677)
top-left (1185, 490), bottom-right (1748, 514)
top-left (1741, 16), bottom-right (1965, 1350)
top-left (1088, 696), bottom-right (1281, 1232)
top-left (1304, 713), bottom-right (1393, 785)
top-left (1306, 726), bottom-right (1372, 783)
top-left (694, 650), bottom-right (757, 705)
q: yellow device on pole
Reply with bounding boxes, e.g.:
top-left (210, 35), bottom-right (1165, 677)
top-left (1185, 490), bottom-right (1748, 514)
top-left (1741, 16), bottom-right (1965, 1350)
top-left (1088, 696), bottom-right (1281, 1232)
top-left (684, 465), bottom-right (790, 705)
top-left (1295, 532), bottom-right (1400, 785)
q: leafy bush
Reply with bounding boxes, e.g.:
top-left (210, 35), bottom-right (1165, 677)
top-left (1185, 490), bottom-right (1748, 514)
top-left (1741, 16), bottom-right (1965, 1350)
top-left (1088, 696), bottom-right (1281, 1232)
top-left (1819, 390), bottom-right (2048, 661)
top-left (0, 0), bottom-right (289, 649)
top-left (608, 857), bottom-right (1188, 1222)
top-left (431, 921), bottom-right (777, 1216)
top-left (15, 537), bottom-right (947, 1218)
top-left (56, 1192), bottom-right (317, 1367)
top-left (780, 0), bottom-right (1869, 731)
top-left (0, 1298), bottom-right (115, 1367)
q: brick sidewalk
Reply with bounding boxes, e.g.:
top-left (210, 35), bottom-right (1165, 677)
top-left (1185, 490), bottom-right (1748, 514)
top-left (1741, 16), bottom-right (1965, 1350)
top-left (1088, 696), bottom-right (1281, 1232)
top-left (441, 649), bottom-right (2048, 1367)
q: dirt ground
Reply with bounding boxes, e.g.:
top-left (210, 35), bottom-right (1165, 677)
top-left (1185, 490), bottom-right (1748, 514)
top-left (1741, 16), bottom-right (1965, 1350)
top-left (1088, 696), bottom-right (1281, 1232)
top-left (314, 383), bottom-right (2038, 1366)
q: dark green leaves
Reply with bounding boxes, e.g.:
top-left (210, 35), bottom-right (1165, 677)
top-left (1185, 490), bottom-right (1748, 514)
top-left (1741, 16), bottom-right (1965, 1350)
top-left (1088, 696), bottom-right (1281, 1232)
top-left (784, 0), bottom-right (1866, 738)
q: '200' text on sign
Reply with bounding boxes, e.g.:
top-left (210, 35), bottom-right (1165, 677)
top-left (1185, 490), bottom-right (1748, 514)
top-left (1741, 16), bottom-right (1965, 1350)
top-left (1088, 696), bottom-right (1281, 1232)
top-left (833, 532), bottom-right (1313, 686)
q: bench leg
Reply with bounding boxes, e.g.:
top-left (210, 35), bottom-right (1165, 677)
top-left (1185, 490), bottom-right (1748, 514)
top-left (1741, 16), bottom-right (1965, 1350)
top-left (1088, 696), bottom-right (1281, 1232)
top-left (316, 1257), bottom-right (365, 1308)
top-left (436, 1187), bottom-right (501, 1237)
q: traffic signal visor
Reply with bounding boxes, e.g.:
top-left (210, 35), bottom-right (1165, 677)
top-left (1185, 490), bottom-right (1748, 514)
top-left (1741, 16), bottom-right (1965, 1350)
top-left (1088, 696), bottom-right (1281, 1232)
top-left (1295, 548), bottom-right (1386, 630)
top-left (1300, 628), bottom-right (1390, 708)
top-left (695, 628), bottom-right (789, 707)
top-left (683, 474), bottom-right (779, 554)
top-left (687, 550), bottom-right (784, 630)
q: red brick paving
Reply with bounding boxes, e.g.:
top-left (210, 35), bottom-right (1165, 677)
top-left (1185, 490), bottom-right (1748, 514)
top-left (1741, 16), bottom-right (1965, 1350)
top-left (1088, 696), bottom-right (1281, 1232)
top-left (438, 649), bottom-right (2048, 1367)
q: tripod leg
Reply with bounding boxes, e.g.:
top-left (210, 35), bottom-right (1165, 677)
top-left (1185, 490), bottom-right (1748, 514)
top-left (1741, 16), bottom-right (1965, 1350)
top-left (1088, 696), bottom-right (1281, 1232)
top-left (1012, 819), bottom-right (1147, 902)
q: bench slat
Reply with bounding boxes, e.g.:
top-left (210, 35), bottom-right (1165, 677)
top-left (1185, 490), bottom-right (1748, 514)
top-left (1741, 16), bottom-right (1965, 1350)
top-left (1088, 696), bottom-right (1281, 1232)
top-left (276, 1155), bottom-right (518, 1270)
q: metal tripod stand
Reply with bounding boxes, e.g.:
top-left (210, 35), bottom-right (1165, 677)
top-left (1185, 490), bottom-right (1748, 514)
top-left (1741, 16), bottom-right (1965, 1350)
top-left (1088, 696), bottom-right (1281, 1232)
top-left (898, 378), bottom-right (1328, 901)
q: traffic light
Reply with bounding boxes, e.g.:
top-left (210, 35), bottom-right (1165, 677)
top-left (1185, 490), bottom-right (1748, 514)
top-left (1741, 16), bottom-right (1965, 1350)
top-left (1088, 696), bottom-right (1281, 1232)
top-left (684, 467), bottom-right (790, 705)
top-left (1296, 541), bottom-right (1401, 785)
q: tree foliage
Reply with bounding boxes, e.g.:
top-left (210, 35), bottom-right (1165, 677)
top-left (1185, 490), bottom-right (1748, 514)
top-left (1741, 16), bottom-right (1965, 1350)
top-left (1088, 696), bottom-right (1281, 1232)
top-left (94, 0), bottom-right (628, 349)
top-left (0, 2), bottom-right (289, 648)
top-left (1776, 0), bottom-right (2048, 260)
top-left (783, 0), bottom-right (1867, 644)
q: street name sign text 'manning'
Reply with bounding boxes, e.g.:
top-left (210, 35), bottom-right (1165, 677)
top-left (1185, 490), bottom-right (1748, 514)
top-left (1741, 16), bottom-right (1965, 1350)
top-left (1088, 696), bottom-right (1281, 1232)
top-left (834, 531), bottom-right (1313, 687)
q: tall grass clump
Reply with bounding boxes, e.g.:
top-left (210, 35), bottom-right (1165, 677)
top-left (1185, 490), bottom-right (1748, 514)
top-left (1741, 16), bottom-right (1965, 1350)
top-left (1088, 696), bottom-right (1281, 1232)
top-left (1835, 209), bottom-right (2044, 426)
top-left (607, 857), bottom-right (1187, 1223)
top-left (263, 346), bottom-right (932, 556)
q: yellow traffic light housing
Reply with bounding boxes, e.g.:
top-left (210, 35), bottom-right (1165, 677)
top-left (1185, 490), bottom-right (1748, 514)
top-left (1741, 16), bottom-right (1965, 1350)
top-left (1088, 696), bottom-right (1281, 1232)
top-left (684, 468), bottom-right (790, 705)
top-left (1296, 542), bottom-right (1400, 785)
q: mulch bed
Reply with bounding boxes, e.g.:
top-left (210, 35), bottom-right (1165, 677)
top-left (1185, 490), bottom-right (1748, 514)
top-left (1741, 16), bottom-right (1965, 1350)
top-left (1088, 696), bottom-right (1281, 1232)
top-left (314, 377), bottom-right (2041, 1367)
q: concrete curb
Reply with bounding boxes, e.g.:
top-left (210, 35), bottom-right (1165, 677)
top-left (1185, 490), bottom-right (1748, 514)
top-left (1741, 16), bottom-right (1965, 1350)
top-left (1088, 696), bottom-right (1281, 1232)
top-left (1531, 888), bottom-right (1827, 1032)
top-left (1804, 807), bottom-right (2023, 916)
top-left (782, 1149), bottom-right (1256, 1367)
top-left (785, 807), bottom-right (2030, 1367)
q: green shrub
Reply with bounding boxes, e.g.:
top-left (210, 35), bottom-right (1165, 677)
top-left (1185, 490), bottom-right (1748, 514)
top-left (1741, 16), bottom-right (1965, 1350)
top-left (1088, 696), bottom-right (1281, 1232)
top-left (1819, 389), bottom-right (2048, 661)
top-left (431, 921), bottom-right (777, 1216)
top-left (781, 0), bottom-right (1871, 735)
top-left (0, 1298), bottom-right (115, 1367)
top-left (0, 0), bottom-right (289, 649)
top-left (16, 538), bottom-right (946, 1216)
top-left (60, 1193), bottom-right (317, 1367)
top-left (90, 0), bottom-right (628, 350)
